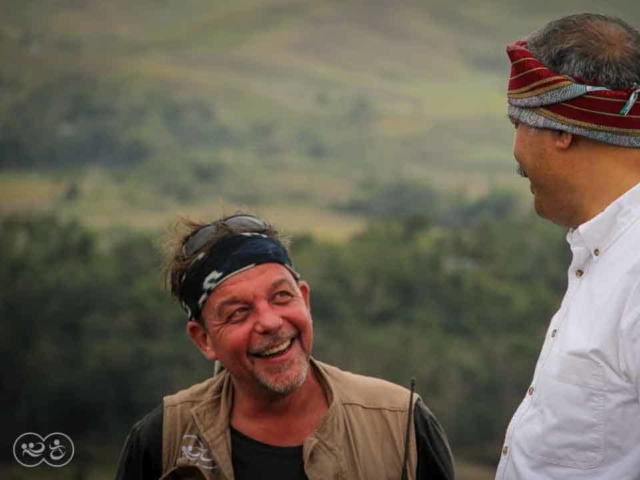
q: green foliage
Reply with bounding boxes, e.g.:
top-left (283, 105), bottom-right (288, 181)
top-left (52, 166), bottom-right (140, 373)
top-left (337, 181), bottom-right (525, 230)
top-left (337, 180), bottom-right (442, 219)
top-left (0, 75), bottom-right (234, 174)
top-left (1, 76), bottom-right (148, 169)
top-left (0, 215), bottom-right (209, 461)
top-left (1, 193), bottom-right (569, 467)
top-left (292, 200), bottom-right (568, 460)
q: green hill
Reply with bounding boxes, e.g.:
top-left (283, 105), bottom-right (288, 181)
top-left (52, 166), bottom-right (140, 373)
top-left (2, 0), bottom-right (639, 237)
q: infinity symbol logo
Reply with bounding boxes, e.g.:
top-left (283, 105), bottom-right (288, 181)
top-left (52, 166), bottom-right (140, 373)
top-left (12, 432), bottom-right (75, 467)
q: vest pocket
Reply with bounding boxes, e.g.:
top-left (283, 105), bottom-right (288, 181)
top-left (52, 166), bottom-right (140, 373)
top-left (517, 354), bottom-right (604, 469)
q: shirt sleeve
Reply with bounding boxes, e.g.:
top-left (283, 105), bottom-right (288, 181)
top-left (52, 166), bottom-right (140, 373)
top-left (115, 404), bottom-right (164, 480)
top-left (414, 399), bottom-right (455, 480)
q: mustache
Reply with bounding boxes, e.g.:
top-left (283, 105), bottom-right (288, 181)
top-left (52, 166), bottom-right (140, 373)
top-left (516, 165), bottom-right (528, 178)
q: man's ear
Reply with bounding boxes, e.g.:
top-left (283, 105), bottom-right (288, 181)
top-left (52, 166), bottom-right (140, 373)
top-left (187, 321), bottom-right (218, 361)
top-left (298, 280), bottom-right (311, 310)
top-left (554, 130), bottom-right (574, 150)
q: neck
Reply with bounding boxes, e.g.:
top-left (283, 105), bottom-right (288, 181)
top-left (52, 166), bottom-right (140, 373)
top-left (230, 364), bottom-right (328, 446)
top-left (568, 144), bottom-right (640, 227)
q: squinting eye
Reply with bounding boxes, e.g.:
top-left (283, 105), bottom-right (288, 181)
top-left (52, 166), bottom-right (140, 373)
top-left (274, 291), bottom-right (293, 302)
top-left (228, 307), bottom-right (249, 322)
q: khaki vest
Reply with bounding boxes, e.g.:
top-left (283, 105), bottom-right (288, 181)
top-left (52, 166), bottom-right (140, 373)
top-left (161, 359), bottom-right (418, 480)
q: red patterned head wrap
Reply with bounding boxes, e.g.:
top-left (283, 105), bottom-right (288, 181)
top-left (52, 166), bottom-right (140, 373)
top-left (506, 40), bottom-right (640, 147)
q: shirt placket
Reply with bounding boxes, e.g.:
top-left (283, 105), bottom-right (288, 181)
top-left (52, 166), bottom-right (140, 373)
top-left (496, 239), bottom-right (591, 479)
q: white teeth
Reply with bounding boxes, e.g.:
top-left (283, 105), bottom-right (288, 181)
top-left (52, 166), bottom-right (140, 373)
top-left (259, 339), bottom-right (292, 356)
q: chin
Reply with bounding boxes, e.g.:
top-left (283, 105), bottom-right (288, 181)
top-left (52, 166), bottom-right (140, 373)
top-left (256, 357), bottom-right (310, 395)
top-left (533, 195), bottom-right (550, 218)
top-left (535, 204), bottom-right (573, 227)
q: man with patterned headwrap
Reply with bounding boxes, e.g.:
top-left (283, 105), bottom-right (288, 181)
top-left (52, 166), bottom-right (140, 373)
top-left (496, 13), bottom-right (640, 480)
top-left (116, 213), bottom-right (454, 479)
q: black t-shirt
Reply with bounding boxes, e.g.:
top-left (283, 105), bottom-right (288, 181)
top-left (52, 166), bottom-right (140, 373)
top-left (115, 404), bottom-right (163, 480)
top-left (231, 426), bottom-right (307, 480)
top-left (116, 399), bottom-right (454, 480)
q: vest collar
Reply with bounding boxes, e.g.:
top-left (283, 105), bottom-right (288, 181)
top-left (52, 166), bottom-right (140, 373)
top-left (189, 358), bottom-right (346, 479)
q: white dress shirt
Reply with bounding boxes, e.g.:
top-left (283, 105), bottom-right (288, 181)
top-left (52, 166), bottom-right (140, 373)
top-left (496, 182), bottom-right (640, 480)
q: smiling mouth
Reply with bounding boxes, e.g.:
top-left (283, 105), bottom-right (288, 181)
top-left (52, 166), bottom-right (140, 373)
top-left (253, 338), bottom-right (294, 358)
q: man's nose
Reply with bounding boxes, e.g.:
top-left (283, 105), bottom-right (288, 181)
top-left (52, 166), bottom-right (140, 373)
top-left (253, 303), bottom-right (283, 333)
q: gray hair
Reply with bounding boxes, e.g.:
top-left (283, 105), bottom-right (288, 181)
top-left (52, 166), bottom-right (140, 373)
top-left (527, 13), bottom-right (640, 90)
top-left (163, 212), bottom-right (290, 324)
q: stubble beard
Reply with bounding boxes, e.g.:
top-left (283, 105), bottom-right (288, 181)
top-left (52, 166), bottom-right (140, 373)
top-left (254, 353), bottom-right (310, 395)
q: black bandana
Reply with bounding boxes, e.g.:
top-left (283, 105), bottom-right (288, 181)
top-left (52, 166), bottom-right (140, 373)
top-left (178, 233), bottom-right (300, 321)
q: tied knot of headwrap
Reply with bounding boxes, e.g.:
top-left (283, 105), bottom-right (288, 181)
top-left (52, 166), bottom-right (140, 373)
top-left (620, 84), bottom-right (640, 116)
top-left (178, 233), bottom-right (300, 321)
top-left (506, 40), bottom-right (640, 147)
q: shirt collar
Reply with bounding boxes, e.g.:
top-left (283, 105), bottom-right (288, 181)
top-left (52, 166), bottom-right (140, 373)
top-left (569, 182), bottom-right (640, 258)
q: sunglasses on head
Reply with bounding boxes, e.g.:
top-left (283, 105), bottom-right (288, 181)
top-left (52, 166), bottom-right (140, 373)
top-left (181, 214), bottom-right (268, 257)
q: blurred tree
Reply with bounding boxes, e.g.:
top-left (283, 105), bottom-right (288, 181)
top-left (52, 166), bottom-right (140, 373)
top-left (1, 192), bottom-right (568, 465)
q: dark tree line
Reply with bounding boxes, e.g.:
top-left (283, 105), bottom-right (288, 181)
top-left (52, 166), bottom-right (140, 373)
top-left (1, 196), bottom-right (568, 468)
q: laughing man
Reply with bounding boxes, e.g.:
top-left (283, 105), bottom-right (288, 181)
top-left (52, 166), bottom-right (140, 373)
top-left (116, 213), bottom-right (454, 480)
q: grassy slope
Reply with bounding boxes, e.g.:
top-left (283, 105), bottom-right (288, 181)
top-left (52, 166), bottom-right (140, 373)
top-left (2, 0), bottom-right (639, 238)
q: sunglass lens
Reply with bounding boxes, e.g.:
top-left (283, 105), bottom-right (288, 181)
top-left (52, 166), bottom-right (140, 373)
top-left (183, 215), bottom-right (267, 256)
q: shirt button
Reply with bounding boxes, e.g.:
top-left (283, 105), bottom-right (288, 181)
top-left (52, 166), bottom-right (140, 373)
top-left (528, 386), bottom-right (535, 395)
top-left (594, 248), bottom-right (600, 256)
top-left (502, 445), bottom-right (509, 455)
top-left (576, 269), bottom-right (584, 278)
top-left (551, 329), bottom-right (557, 338)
